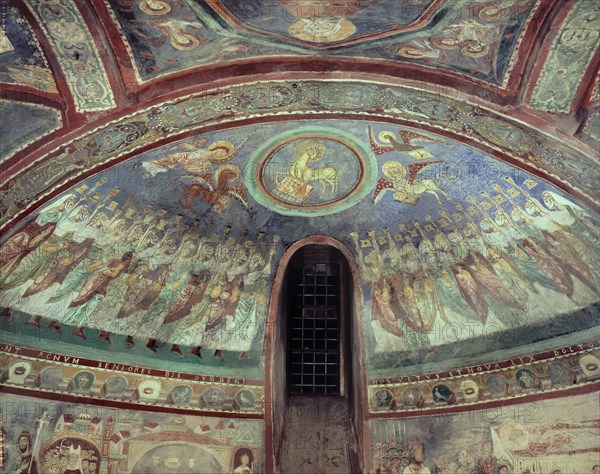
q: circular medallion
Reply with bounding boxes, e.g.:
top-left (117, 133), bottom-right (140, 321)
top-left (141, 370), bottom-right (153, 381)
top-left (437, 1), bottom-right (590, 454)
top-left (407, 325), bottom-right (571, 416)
top-left (486, 375), bottom-right (507, 396)
top-left (580, 354), bottom-right (600, 378)
top-left (170, 385), bottom-right (193, 405)
top-left (515, 368), bottom-right (536, 389)
top-left (402, 387), bottom-right (423, 407)
top-left (288, 18), bottom-right (356, 43)
top-left (246, 127), bottom-right (376, 217)
top-left (234, 389), bottom-right (256, 410)
top-left (547, 362), bottom-right (570, 385)
top-left (432, 384), bottom-right (455, 404)
top-left (72, 371), bottom-right (95, 391)
top-left (374, 389), bottom-right (394, 408)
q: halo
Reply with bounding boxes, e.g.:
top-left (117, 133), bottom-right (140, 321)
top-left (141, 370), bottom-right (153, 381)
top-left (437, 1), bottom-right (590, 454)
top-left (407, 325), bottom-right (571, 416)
top-left (379, 131), bottom-right (396, 143)
top-left (295, 140), bottom-right (326, 160)
top-left (396, 46), bottom-right (428, 59)
top-left (462, 42), bottom-right (489, 58)
top-left (208, 141), bottom-right (235, 162)
top-left (382, 161), bottom-right (403, 178)
top-left (215, 164), bottom-right (241, 182)
top-left (172, 34), bottom-right (200, 51)
top-left (431, 37), bottom-right (460, 50)
top-left (288, 18), bottom-right (356, 43)
top-left (139, 0), bottom-right (171, 16)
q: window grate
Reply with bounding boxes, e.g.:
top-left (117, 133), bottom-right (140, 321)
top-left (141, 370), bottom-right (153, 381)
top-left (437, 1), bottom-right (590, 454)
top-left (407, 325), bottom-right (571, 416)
top-left (290, 263), bottom-right (340, 395)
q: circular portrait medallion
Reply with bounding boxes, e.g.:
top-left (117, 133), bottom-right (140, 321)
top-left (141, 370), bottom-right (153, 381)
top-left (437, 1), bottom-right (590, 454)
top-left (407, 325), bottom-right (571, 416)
top-left (246, 127), bottom-right (376, 216)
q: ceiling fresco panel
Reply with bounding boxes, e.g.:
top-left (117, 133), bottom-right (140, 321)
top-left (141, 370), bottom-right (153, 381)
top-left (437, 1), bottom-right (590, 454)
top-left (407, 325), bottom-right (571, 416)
top-left (591, 69), bottom-right (600, 102)
top-left (104, 0), bottom-right (289, 82)
top-left (0, 119), bottom-right (598, 380)
top-left (210, 0), bottom-right (439, 46)
top-left (24, 0), bottom-right (115, 112)
top-left (353, 0), bottom-right (540, 86)
top-left (103, 0), bottom-right (540, 86)
top-left (583, 110), bottom-right (600, 142)
top-left (0, 100), bottom-right (62, 163)
top-left (530, 0), bottom-right (600, 113)
top-left (0, 3), bottom-right (57, 93)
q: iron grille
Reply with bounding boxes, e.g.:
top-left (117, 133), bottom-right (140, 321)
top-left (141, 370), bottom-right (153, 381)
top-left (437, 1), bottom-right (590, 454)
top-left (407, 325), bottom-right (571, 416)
top-left (290, 262), bottom-right (340, 395)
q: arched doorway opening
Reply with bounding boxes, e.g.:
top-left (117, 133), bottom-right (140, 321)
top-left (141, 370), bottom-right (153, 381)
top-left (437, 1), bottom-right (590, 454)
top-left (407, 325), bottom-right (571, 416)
top-left (265, 237), bottom-right (367, 473)
top-left (287, 244), bottom-right (347, 397)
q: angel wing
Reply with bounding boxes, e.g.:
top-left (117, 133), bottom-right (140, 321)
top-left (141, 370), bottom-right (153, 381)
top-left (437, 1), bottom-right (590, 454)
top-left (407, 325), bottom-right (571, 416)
top-left (368, 125), bottom-right (395, 155)
top-left (228, 183), bottom-right (251, 212)
top-left (172, 137), bottom-right (208, 152)
top-left (182, 173), bottom-right (214, 189)
top-left (371, 178), bottom-right (395, 205)
top-left (406, 160), bottom-right (442, 185)
top-left (399, 130), bottom-right (446, 146)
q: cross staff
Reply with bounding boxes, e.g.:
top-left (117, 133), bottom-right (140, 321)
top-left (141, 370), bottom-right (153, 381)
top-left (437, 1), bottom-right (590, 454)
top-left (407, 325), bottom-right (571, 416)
top-left (29, 411), bottom-right (49, 474)
top-left (105, 196), bottom-right (137, 232)
top-left (86, 186), bottom-right (121, 225)
top-left (466, 196), bottom-right (526, 259)
top-left (75, 177), bottom-right (108, 207)
top-left (504, 176), bottom-right (546, 215)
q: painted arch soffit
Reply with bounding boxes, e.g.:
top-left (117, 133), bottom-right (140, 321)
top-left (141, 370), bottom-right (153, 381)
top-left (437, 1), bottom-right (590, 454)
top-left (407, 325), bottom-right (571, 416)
top-left (23, 0), bottom-right (116, 112)
top-left (1, 80), bottom-right (599, 231)
top-left (529, 0), bottom-right (600, 113)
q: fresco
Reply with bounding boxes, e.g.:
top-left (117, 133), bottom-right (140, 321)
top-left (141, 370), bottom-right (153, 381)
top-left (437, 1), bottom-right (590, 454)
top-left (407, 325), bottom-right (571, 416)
top-left (0, 101), bottom-right (62, 162)
top-left (24, 0), bottom-right (115, 111)
top-left (212, 0), bottom-right (437, 45)
top-left (368, 341), bottom-right (600, 412)
top-left (2, 81), bottom-right (599, 232)
top-left (0, 345), bottom-right (264, 414)
top-left (0, 120), bottom-right (598, 379)
top-left (245, 126), bottom-right (377, 216)
top-left (0, 392), bottom-right (263, 473)
top-left (370, 391), bottom-right (600, 474)
top-left (359, 0), bottom-right (538, 85)
top-left (0, 4), bottom-right (57, 93)
top-left (105, 0), bottom-right (287, 82)
top-left (530, 1), bottom-right (600, 112)
top-left (583, 111), bottom-right (600, 142)
top-left (104, 0), bottom-right (537, 85)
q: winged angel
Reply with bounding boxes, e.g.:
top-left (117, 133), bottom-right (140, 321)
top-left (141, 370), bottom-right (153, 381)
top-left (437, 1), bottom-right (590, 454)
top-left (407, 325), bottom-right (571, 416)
top-left (372, 160), bottom-right (450, 206)
top-left (368, 125), bottom-right (450, 206)
top-left (139, 137), bottom-right (250, 213)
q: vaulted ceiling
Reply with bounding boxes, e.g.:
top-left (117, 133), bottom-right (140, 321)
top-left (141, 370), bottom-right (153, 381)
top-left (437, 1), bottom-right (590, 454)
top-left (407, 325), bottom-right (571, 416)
top-left (2, 0), bottom-right (599, 220)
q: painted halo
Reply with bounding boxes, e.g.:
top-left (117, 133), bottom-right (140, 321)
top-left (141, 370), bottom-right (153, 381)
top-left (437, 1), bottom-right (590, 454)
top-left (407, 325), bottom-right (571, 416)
top-left (246, 127), bottom-right (376, 216)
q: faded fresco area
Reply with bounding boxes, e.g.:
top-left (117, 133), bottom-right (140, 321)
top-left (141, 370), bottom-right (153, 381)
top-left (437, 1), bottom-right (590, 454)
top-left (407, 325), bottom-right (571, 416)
top-left (371, 392), bottom-right (600, 474)
top-left (0, 101), bottom-right (62, 161)
top-left (0, 120), bottom-right (598, 375)
top-left (0, 4), bottom-right (57, 93)
top-left (0, 392), bottom-right (262, 473)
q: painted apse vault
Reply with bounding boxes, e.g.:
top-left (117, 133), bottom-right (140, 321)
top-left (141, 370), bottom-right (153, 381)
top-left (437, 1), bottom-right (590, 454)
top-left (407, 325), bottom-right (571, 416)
top-left (1, 121), bottom-right (599, 444)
